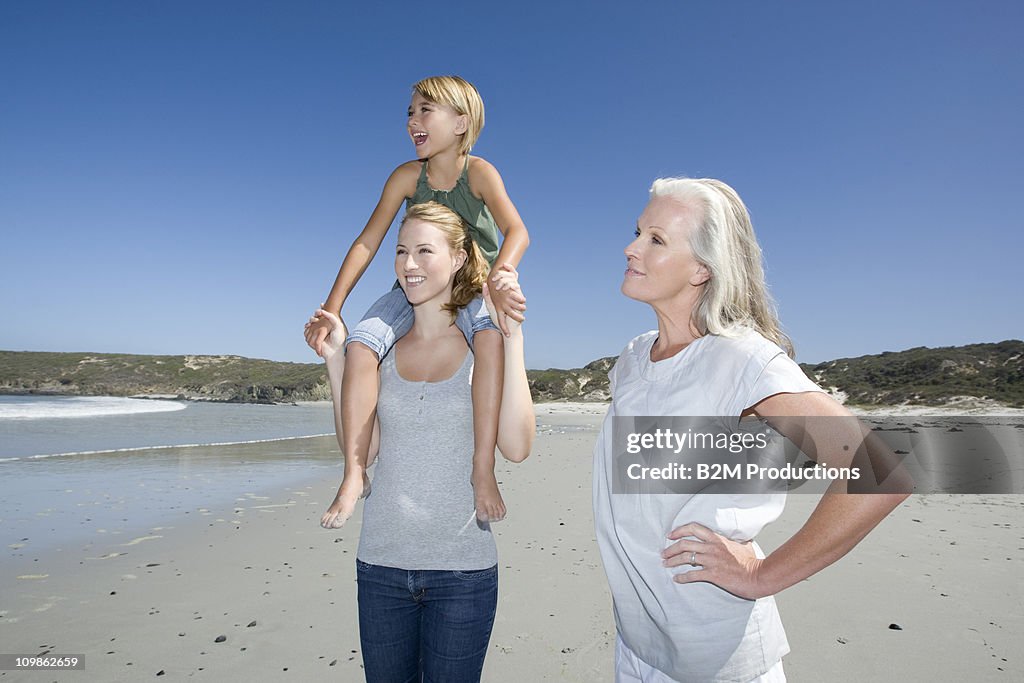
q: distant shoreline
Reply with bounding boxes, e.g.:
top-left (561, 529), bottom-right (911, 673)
top-left (0, 388), bottom-right (297, 406)
top-left (3, 339), bottom-right (1022, 407)
top-left (4, 392), bottom-right (1024, 416)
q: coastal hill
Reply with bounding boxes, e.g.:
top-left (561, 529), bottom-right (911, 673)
top-left (0, 352), bottom-right (329, 404)
top-left (1, 340), bottom-right (1021, 407)
top-left (527, 339), bottom-right (1024, 407)
top-left (800, 340), bottom-right (1023, 407)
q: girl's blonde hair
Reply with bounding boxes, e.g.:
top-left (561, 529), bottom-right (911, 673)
top-left (650, 177), bottom-right (795, 357)
top-left (412, 75), bottom-right (485, 155)
top-left (401, 201), bottom-right (488, 322)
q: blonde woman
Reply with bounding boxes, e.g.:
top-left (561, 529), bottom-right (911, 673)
top-left (320, 201), bottom-right (533, 682)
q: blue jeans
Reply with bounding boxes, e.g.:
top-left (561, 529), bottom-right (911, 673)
top-left (356, 560), bottom-right (498, 683)
top-left (347, 287), bottom-right (498, 360)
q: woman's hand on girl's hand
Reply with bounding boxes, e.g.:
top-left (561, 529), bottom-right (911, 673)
top-left (304, 307), bottom-right (336, 358)
top-left (483, 264), bottom-right (526, 335)
top-left (483, 283), bottom-right (515, 334)
top-left (486, 263), bottom-right (527, 336)
top-left (662, 522), bottom-right (767, 600)
top-left (312, 307), bottom-right (347, 362)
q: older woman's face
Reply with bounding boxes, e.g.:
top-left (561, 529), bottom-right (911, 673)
top-left (622, 195), bottom-right (708, 305)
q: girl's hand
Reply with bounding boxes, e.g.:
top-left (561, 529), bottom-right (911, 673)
top-left (303, 315), bottom-right (331, 358)
top-left (308, 306), bottom-right (347, 361)
top-left (487, 263), bottom-right (527, 336)
top-left (662, 522), bottom-right (766, 600)
top-left (483, 264), bottom-right (526, 335)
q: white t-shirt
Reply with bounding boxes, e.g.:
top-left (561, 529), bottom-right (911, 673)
top-left (593, 328), bottom-right (824, 683)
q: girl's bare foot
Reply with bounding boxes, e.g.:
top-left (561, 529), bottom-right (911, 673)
top-left (320, 472), bottom-right (371, 529)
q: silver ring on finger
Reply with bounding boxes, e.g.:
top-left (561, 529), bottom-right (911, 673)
top-left (689, 551), bottom-right (698, 566)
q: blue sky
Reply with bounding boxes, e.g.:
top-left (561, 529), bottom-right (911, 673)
top-left (2, 1), bottom-right (1021, 369)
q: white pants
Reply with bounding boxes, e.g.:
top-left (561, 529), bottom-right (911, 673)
top-left (615, 634), bottom-right (786, 683)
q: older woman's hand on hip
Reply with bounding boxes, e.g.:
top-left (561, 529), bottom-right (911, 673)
top-left (662, 522), bottom-right (768, 600)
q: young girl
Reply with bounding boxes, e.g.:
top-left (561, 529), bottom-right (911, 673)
top-left (319, 202), bottom-right (533, 681)
top-left (304, 76), bottom-right (530, 524)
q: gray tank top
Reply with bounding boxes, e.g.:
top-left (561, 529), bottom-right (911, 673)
top-left (356, 346), bottom-right (497, 570)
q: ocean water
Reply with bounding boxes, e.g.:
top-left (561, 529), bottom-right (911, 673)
top-left (0, 396), bottom-right (342, 553)
top-left (0, 395), bottom-right (335, 460)
top-left (1, 397), bottom-right (607, 556)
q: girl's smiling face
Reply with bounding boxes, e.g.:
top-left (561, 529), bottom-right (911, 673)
top-left (395, 218), bottom-right (467, 307)
top-left (407, 92), bottom-right (467, 159)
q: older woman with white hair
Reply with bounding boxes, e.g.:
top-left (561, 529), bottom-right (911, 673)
top-left (593, 178), bottom-right (910, 682)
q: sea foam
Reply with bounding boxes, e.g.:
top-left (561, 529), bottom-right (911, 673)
top-left (0, 396), bottom-right (187, 420)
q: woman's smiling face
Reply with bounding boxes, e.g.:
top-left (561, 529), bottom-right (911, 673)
top-left (622, 195), bottom-right (709, 306)
top-left (395, 218), bottom-right (466, 307)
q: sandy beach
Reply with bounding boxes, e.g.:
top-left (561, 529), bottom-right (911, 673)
top-left (1, 403), bottom-right (1021, 681)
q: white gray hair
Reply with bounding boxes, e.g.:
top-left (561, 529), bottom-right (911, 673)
top-left (649, 177), bottom-right (793, 357)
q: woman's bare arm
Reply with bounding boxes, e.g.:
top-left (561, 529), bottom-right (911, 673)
top-left (665, 392), bottom-right (912, 598)
top-left (483, 267), bottom-right (535, 462)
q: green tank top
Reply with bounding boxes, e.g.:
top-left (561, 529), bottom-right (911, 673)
top-left (407, 159), bottom-right (500, 267)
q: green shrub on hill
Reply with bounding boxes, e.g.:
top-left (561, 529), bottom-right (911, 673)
top-left (800, 340), bottom-right (1024, 407)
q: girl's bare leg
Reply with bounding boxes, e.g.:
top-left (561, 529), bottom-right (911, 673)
top-left (317, 310), bottom-right (378, 529)
top-left (471, 330), bottom-right (506, 522)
